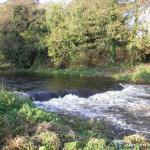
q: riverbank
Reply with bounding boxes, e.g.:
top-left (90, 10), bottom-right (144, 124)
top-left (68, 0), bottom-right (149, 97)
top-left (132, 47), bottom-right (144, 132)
top-left (113, 64), bottom-right (150, 84)
top-left (0, 90), bottom-right (149, 150)
top-left (0, 64), bottom-right (98, 77)
top-left (0, 63), bottom-right (150, 84)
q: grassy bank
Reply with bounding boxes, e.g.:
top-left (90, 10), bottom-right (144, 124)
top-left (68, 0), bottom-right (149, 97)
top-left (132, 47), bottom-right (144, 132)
top-left (0, 66), bottom-right (98, 77)
top-left (0, 90), bottom-right (149, 150)
top-left (113, 64), bottom-right (150, 84)
top-left (0, 62), bottom-right (125, 78)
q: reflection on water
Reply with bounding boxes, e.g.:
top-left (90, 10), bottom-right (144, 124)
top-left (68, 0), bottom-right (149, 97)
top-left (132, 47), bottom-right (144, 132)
top-left (0, 75), bottom-right (119, 93)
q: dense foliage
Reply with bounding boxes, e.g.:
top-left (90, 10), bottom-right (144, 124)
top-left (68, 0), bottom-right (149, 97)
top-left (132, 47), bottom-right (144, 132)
top-left (0, 0), bottom-right (149, 69)
top-left (46, 0), bottom-right (131, 67)
top-left (0, 0), bottom-right (47, 68)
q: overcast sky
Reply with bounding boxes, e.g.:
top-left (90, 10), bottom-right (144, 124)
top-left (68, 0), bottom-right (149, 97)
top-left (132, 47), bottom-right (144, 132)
top-left (0, 0), bottom-right (63, 3)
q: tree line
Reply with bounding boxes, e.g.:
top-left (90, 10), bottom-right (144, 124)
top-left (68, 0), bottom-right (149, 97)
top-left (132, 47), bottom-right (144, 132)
top-left (0, 0), bottom-right (150, 68)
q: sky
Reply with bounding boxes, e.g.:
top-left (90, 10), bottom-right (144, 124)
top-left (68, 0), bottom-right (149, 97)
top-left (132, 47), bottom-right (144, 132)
top-left (0, 0), bottom-right (6, 3)
top-left (0, 0), bottom-right (61, 3)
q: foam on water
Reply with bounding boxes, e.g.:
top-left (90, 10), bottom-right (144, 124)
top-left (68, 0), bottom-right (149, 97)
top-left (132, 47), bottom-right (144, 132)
top-left (34, 84), bottom-right (150, 135)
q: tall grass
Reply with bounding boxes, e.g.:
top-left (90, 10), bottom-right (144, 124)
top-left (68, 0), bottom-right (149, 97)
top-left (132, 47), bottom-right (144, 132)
top-left (0, 67), bottom-right (98, 77)
top-left (113, 64), bottom-right (150, 84)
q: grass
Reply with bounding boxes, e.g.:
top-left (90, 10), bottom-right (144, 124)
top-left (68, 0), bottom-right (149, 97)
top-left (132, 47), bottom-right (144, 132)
top-left (0, 90), bottom-right (150, 149)
top-left (0, 62), bottom-right (126, 78)
top-left (113, 64), bottom-right (150, 84)
top-left (0, 67), bottom-right (98, 78)
top-left (0, 63), bottom-right (14, 71)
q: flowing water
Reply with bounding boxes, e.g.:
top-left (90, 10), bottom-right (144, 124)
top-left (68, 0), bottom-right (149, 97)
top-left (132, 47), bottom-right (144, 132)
top-left (34, 84), bottom-right (150, 138)
top-left (0, 75), bottom-right (150, 138)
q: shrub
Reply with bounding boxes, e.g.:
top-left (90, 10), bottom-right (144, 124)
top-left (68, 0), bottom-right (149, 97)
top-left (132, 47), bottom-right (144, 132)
top-left (0, 91), bottom-right (32, 113)
top-left (123, 134), bottom-right (149, 150)
top-left (63, 141), bottom-right (81, 150)
top-left (3, 136), bottom-right (36, 150)
top-left (0, 91), bottom-right (62, 147)
top-left (37, 122), bottom-right (76, 143)
top-left (3, 132), bottom-right (61, 150)
top-left (35, 131), bottom-right (61, 150)
top-left (123, 134), bottom-right (148, 145)
top-left (84, 138), bottom-right (106, 150)
top-left (19, 104), bottom-right (61, 124)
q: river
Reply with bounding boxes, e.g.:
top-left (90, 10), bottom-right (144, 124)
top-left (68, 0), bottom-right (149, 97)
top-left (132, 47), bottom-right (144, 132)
top-left (0, 74), bottom-right (150, 138)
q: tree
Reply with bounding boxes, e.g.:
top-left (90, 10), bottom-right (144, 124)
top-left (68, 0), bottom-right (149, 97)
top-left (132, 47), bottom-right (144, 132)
top-left (46, 0), bottom-right (132, 67)
top-left (46, 0), bottom-right (114, 68)
top-left (0, 1), bottom-right (47, 68)
top-left (126, 0), bottom-right (150, 63)
top-left (106, 1), bottom-right (129, 63)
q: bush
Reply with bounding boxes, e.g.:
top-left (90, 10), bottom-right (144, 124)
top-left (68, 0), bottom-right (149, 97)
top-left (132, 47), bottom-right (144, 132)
top-left (124, 134), bottom-right (148, 145)
top-left (123, 134), bottom-right (149, 150)
top-left (3, 132), bottom-right (61, 150)
top-left (84, 138), bottom-right (106, 150)
top-left (37, 122), bottom-right (76, 143)
top-left (64, 141), bottom-right (82, 150)
top-left (3, 136), bottom-right (36, 150)
top-left (0, 91), bottom-right (32, 113)
top-left (34, 131), bottom-right (61, 150)
top-left (19, 104), bottom-right (61, 124)
top-left (0, 91), bottom-right (62, 147)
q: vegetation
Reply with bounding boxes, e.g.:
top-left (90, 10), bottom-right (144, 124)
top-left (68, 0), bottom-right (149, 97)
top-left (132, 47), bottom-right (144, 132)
top-left (0, 67), bottom-right (98, 78)
top-left (114, 64), bottom-right (150, 84)
top-left (0, 0), bottom-right (150, 149)
top-left (0, 0), bottom-right (149, 83)
top-left (0, 90), bottom-right (149, 149)
top-left (0, 63), bottom-right (149, 84)
top-left (0, 0), bottom-right (149, 69)
top-left (0, 0), bottom-right (47, 68)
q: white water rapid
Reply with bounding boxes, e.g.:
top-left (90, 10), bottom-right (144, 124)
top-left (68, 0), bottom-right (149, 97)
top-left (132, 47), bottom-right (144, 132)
top-left (34, 84), bottom-right (150, 136)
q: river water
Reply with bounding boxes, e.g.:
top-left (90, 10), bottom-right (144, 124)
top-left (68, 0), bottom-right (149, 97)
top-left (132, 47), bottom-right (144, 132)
top-left (0, 75), bottom-right (150, 138)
